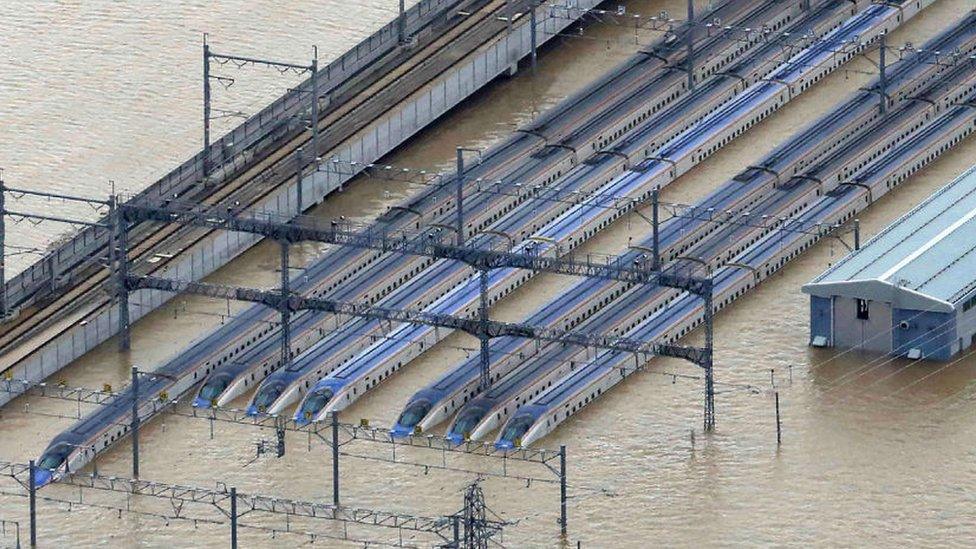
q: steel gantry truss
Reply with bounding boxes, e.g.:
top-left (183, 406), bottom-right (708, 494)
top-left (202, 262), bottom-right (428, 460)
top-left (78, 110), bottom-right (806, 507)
top-left (0, 460), bottom-right (494, 548)
top-left (0, 179), bottom-right (115, 322)
top-left (115, 193), bottom-right (717, 428)
top-left (202, 34), bottom-right (319, 182)
top-left (0, 377), bottom-right (568, 535)
top-left (0, 178), bottom-right (717, 432)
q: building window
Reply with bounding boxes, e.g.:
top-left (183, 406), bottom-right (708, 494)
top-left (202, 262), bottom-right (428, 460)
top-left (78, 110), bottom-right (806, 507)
top-left (856, 299), bottom-right (870, 320)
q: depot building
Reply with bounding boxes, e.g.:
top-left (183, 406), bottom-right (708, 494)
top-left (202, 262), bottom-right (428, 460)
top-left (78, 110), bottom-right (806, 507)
top-left (803, 164), bottom-right (976, 361)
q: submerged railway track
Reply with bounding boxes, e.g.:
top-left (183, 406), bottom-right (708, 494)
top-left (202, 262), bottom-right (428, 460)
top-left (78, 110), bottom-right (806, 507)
top-left (24, 0), bottom-right (949, 482)
top-left (0, 0), bottom-right (608, 392)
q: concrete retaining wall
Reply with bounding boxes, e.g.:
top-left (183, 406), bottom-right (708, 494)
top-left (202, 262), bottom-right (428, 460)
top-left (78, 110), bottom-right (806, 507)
top-left (1, 0), bottom-right (597, 406)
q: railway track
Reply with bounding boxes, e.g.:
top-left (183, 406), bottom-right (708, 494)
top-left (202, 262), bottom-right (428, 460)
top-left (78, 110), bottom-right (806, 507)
top-left (400, 38), bottom-right (976, 439)
top-left (0, 0), bottom-right (571, 375)
top-left (467, 42), bottom-right (976, 445)
top-left (491, 11), bottom-right (976, 449)
top-left (499, 88), bottom-right (976, 449)
top-left (27, 0), bottom-right (951, 482)
top-left (92, 0), bottom-right (789, 413)
top-left (22, 3), bottom-right (804, 480)
top-left (1, 0), bottom-right (479, 318)
top-left (290, 0), bottom-right (919, 425)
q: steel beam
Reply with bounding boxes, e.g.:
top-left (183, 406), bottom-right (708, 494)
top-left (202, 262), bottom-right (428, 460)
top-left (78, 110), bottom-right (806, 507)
top-left (118, 201), bottom-right (710, 294)
top-left (127, 274), bottom-right (707, 363)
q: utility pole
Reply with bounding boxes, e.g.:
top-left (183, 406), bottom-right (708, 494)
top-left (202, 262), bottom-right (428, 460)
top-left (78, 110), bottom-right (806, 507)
top-left (279, 240), bottom-right (291, 369)
top-left (131, 366), bottom-right (140, 478)
top-left (559, 445), bottom-right (567, 537)
top-left (28, 460), bottom-right (36, 547)
top-left (651, 188), bottom-right (660, 271)
top-left (112, 195), bottom-right (130, 351)
top-left (311, 47), bottom-right (319, 159)
top-left (775, 392), bottom-right (782, 445)
top-left (203, 34), bottom-right (212, 182)
top-left (686, 0), bottom-right (695, 91)
top-left (478, 268), bottom-right (491, 391)
top-left (455, 147), bottom-right (481, 246)
top-left (456, 148), bottom-right (465, 246)
top-left (530, 1), bottom-right (538, 73)
top-left (879, 33), bottom-right (887, 115)
top-left (296, 147), bottom-right (304, 213)
top-left (0, 171), bottom-right (6, 319)
top-left (230, 486), bottom-right (238, 549)
top-left (398, 0), bottom-right (407, 45)
top-left (703, 286), bottom-right (715, 431)
top-left (331, 411), bottom-right (340, 507)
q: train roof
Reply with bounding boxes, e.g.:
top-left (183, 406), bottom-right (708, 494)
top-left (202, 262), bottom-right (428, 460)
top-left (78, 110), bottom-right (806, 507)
top-left (803, 163), bottom-right (976, 313)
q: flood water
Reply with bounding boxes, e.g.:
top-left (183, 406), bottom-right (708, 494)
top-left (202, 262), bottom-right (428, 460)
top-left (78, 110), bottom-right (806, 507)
top-left (2, 0), bottom-right (976, 547)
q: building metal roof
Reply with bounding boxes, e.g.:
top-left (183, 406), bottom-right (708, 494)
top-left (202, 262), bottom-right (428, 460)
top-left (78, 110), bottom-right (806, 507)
top-left (803, 164), bottom-right (976, 313)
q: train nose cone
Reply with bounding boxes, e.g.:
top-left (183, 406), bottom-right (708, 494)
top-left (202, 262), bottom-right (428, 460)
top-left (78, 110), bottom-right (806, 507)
top-left (33, 468), bottom-right (53, 488)
top-left (293, 410), bottom-right (318, 427)
top-left (494, 440), bottom-right (515, 451)
top-left (246, 404), bottom-right (260, 417)
top-left (389, 424), bottom-right (412, 439)
top-left (445, 432), bottom-right (464, 446)
top-left (192, 396), bottom-right (211, 408)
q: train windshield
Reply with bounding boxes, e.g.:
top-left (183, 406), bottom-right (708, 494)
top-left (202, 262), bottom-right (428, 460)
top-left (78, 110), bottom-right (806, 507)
top-left (500, 414), bottom-right (535, 444)
top-left (397, 400), bottom-right (432, 428)
top-left (38, 443), bottom-right (72, 470)
top-left (198, 377), bottom-right (229, 401)
top-left (253, 385), bottom-right (282, 411)
top-left (451, 407), bottom-right (486, 438)
top-left (299, 389), bottom-right (334, 420)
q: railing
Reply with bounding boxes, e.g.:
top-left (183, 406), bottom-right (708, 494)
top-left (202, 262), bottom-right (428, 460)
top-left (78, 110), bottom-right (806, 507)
top-left (3, 0), bottom-right (465, 313)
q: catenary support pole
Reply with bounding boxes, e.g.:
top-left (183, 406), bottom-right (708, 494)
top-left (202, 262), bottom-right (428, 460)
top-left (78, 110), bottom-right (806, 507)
top-left (280, 240), bottom-right (291, 370)
top-left (118, 201), bottom-right (130, 351)
top-left (879, 33), bottom-right (887, 115)
top-left (456, 148), bottom-right (465, 246)
top-left (452, 515), bottom-right (460, 548)
top-left (651, 188), bottom-right (660, 270)
top-left (230, 486), bottom-right (238, 549)
top-left (686, 0), bottom-right (694, 91)
top-left (296, 147), bottom-right (304, 215)
top-left (311, 48), bottom-right (319, 160)
top-left (0, 172), bottom-right (5, 319)
top-left (530, 3), bottom-right (538, 72)
top-left (479, 268), bottom-right (491, 391)
top-left (28, 460), bottom-right (36, 547)
top-left (332, 411), bottom-right (340, 507)
top-left (703, 287), bottom-right (715, 431)
top-left (559, 445), bottom-right (567, 537)
top-left (203, 35), bottom-right (212, 182)
top-left (398, 0), bottom-right (407, 44)
top-left (131, 366), bottom-right (140, 478)
top-left (775, 391), bottom-right (782, 445)
top-left (108, 194), bottom-right (117, 282)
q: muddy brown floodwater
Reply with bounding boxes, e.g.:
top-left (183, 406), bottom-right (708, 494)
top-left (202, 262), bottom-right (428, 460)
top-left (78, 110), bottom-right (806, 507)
top-left (2, 0), bottom-right (976, 547)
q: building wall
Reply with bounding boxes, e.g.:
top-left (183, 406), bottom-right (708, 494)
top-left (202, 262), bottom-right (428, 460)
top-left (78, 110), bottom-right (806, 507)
top-left (808, 294), bottom-right (967, 361)
top-left (957, 291), bottom-right (976, 355)
top-left (809, 295), bottom-right (833, 346)
top-left (891, 308), bottom-right (957, 360)
top-left (832, 296), bottom-right (893, 354)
